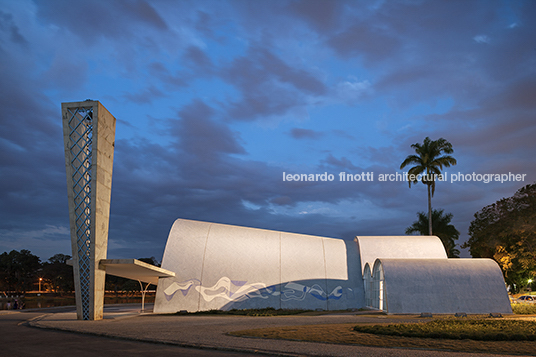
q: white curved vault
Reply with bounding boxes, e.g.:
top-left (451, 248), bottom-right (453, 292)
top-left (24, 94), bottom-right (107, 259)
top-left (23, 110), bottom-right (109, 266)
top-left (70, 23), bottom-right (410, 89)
top-left (369, 258), bottom-right (512, 314)
top-left (154, 219), bottom-right (364, 313)
top-left (153, 219), bottom-right (512, 315)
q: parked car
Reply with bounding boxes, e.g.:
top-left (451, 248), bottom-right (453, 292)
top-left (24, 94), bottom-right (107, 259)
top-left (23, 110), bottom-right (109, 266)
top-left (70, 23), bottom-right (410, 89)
top-left (516, 295), bottom-right (536, 304)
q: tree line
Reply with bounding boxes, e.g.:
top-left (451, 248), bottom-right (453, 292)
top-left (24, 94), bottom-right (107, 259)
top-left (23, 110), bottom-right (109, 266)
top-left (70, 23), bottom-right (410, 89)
top-left (0, 251), bottom-right (159, 294)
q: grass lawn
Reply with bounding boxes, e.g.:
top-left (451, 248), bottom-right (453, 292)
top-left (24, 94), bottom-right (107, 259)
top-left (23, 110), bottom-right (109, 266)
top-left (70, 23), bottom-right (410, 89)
top-left (230, 314), bottom-right (536, 355)
top-left (353, 317), bottom-right (536, 341)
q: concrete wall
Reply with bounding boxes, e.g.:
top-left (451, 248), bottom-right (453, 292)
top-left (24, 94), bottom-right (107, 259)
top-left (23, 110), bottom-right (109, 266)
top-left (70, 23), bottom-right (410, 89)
top-left (154, 219), bottom-right (364, 313)
top-left (377, 258), bottom-right (513, 314)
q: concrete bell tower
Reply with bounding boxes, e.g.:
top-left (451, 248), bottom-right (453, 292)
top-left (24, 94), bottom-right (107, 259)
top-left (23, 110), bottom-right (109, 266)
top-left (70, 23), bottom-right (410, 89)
top-left (62, 100), bottom-right (116, 320)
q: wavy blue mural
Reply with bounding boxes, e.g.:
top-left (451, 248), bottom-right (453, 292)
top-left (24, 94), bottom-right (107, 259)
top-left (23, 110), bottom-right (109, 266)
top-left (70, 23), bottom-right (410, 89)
top-left (163, 277), bottom-right (344, 303)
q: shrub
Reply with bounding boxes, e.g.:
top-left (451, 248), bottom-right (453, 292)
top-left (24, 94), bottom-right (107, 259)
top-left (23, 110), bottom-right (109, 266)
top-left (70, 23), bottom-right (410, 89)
top-left (511, 303), bottom-right (536, 315)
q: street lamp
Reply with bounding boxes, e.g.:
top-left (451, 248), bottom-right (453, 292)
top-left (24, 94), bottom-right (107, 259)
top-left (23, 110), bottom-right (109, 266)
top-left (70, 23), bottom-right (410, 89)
top-left (39, 277), bottom-right (42, 292)
top-left (526, 279), bottom-right (533, 295)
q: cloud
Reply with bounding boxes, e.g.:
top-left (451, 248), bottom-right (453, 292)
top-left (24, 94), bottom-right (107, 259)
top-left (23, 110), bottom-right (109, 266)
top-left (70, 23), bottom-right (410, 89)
top-left (286, 0), bottom-right (345, 33)
top-left (327, 23), bottom-right (401, 65)
top-left (335, 78), bottom-right (371, 104)
top-left (194, 10), bottom-right (215, 39)
top-left (320, 154), bottom-right (359, 171)
top-left (0, 226), bottom-right (71, 261)
top-left (148, 61), bottom-right (189, 88)
top-left (221, 46), bottom-right (326, 121)
top-left (183, 46), bottom-right (214, 71)
top-left (473, 35), bottom-right (490, 44)
top-left (289, 128), bottom-right (324, 140)
top-left (0, 10), bottom-right (28, 46)
top-left (34, 0), bottom-right (167, 43)
top-left (488, 78), bottom-right (536, 110)
top-left (256, 48), bottom-right (326, 95)
top-left (173, 100), bottom-right (246, 160)
top-left (42, 55), bottom-right (88, 91)
top-left (123, 85), bottom-right (166, 104)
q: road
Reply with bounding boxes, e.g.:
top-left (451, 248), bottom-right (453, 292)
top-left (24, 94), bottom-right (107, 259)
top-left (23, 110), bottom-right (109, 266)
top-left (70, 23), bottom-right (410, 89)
top-left (0, 308), bottom-right (257, 357)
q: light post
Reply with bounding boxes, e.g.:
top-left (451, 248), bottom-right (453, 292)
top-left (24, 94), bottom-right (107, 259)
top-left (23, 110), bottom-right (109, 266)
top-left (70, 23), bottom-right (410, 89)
top-left (39, 277), bottom-right (42, 292)
top-left (528, 279), bottom-right (533, 294)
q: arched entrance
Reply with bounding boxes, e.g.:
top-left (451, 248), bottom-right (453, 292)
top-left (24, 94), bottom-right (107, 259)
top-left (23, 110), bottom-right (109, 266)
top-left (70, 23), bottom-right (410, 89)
top-left (372, 260), bottom-right (385, 311)
top-left (363, 263), bottom-right (372, 307)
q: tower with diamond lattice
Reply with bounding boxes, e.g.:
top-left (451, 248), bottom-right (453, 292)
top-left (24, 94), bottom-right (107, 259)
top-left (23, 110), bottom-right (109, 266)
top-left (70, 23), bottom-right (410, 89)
top-left (62, 100), bottom-right (116, 320)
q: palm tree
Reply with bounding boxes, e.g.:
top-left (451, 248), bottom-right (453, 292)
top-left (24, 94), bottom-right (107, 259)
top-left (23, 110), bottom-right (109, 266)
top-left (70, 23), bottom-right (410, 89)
top-left (400, 137), bottom-right (457, 235)
top-left (406, 209), bottom-right (460, 258)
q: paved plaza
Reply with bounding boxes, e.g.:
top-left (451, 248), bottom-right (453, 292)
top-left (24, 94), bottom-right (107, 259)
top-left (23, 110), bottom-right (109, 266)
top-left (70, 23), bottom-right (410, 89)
top-left (0, 305), bottom-right (526, 357)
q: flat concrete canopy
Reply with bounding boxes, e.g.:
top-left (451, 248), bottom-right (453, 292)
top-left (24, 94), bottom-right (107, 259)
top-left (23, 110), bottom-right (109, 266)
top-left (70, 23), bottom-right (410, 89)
top-left (99, 259), bottom-right (175, 285)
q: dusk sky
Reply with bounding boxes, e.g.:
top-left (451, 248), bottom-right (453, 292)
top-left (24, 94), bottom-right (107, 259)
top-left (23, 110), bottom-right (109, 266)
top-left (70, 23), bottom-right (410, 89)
top-left (1, 0), bottom-right (535, 262)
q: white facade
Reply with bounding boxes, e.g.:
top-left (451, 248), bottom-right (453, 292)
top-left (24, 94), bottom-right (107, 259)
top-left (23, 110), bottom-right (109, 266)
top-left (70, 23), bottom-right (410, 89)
top-left (154, 219), bottom-right (512, 314)
top-left (154, 219), bottom-right (364, 313)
